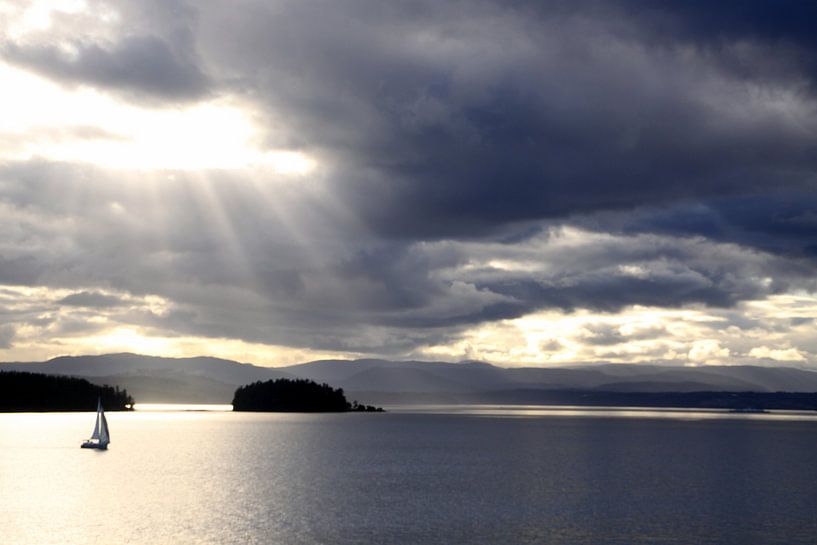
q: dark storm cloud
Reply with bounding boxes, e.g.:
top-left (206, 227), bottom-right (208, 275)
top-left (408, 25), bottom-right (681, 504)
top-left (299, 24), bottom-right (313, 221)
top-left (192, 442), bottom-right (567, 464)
top-left (3, 0), bottom-right (817, 359)
top-left (478, 274), bottom-right (735, 316)
top-left (579, 192), bottom-right (817, 260)
top-left (616, 0), bottom-right (817, 64)
top-left (460, 234), bottom-right (812, 319)
top-left (191, 0), bottom-right (817, 239)
top-left (7, 0), bottom-right (816, 239)
top-left (0, 162), bottom-right (811, 355)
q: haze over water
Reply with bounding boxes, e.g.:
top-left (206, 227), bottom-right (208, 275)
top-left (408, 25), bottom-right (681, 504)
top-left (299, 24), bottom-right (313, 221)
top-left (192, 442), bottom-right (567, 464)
top-left (3, 408), bottom-right (817, 544)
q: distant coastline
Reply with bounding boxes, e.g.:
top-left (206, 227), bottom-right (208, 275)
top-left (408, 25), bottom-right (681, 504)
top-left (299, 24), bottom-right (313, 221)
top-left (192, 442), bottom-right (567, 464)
top-left (0, 371), bottom-right (134, 412)
top-left (353, 389), bottom-right (817, 412)
top-left (4, 354), bottom-right (817, 411)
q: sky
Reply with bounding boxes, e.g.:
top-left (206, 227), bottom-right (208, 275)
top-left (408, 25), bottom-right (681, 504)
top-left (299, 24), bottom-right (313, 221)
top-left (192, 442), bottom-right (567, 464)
top-left (1, 0), bottom-right (816, 367)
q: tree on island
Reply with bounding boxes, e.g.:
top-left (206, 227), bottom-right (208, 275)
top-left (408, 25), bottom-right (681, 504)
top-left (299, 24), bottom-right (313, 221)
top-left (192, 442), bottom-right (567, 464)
top-left (232, 378), bottom-right (384, 412)
top-left (0, 371), bottom-right (134, 412)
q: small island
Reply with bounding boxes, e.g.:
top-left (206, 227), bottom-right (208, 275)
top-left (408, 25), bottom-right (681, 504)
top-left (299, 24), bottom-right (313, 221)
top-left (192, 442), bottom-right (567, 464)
top-left (232, 378), bottom-right (384, 412)
top-left (0, 370), bottom-right (134, 412)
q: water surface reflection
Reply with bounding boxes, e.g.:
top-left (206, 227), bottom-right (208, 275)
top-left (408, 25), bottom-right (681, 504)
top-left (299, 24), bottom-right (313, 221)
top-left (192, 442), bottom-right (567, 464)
top-left (2, 409), bottom-right (816, 544)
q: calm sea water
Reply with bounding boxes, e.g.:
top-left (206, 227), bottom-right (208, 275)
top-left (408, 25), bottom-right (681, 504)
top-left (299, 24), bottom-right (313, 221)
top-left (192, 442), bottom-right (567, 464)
top-left (2, 406), bottom-right (817, 545)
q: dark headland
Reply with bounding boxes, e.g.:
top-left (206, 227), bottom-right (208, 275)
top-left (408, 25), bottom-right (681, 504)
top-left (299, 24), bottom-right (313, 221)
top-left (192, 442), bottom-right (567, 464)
top-left (232, 378), bottom-right (384, 412)
top-left (0, 370), bottom-right (134, 412)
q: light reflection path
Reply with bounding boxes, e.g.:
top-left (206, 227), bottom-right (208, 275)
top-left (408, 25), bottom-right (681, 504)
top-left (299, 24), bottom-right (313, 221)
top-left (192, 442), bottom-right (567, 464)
top-left (133, 403), bottom-right (233, 412)
top-left (387, 404), bottom-right (817, 421)
top-left (131, 402), bottom-right (817, 422)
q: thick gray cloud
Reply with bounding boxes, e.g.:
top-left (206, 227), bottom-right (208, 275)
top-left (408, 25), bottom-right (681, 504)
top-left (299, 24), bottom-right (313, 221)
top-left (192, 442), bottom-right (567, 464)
top-left (1, 0), bottom-right (208, 102)
top-left (580, 192), bottom-right (817, 259)
top-left (189, 0), bottom-right (817, 238)
top-left (3, 37), bottom-right (208, 102)
top-left (2, 0), bottom-right (817, 361)
top-left (58, 291), bottom-right (126, 308)
top-left (1, 156), bottom-right (811, 354)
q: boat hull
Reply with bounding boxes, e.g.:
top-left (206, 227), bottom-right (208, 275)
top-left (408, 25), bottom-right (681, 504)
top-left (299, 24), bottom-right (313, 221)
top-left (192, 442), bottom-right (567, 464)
top-left (81, 441), bottom-right (109, 450)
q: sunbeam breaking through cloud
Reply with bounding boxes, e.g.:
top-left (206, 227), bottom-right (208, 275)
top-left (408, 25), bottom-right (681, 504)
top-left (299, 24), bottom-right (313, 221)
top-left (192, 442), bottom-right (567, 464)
top-left (2, 0), bottom-right (817, 368)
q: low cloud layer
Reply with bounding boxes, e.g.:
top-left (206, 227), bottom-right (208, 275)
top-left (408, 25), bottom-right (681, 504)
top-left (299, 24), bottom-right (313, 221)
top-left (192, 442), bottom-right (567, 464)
top-left (1, 0), bottom-right (816, 366)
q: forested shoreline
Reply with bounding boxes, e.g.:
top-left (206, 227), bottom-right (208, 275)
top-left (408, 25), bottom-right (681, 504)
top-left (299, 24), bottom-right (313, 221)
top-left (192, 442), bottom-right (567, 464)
top-left (0, 371), bottom-right (134, 411)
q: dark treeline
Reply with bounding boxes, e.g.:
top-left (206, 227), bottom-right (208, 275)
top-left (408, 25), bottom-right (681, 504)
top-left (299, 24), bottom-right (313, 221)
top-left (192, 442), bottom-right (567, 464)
top-left (233, 378), bottom-right (384, 412)
top-left (0, 371), bottom-right (134, 411)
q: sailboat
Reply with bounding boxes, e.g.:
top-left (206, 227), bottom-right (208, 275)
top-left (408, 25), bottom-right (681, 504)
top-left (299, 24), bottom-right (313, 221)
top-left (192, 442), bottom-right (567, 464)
top-left (81, 398), bottom-right (110, 450)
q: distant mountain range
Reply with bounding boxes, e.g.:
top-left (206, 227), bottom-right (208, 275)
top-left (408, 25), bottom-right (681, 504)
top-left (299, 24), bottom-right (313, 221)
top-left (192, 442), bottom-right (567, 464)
top-left (3, 353), bottom-right (817, 404)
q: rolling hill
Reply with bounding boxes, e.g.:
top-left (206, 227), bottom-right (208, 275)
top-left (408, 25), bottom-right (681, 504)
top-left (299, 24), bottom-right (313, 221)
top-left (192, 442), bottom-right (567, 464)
top-left (3, 353), bottom-right (817, 404)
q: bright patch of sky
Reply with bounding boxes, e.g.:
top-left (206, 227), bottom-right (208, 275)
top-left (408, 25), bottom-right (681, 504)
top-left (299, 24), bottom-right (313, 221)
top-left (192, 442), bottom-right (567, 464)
top-left (0, 62), bottom-right (314, 172)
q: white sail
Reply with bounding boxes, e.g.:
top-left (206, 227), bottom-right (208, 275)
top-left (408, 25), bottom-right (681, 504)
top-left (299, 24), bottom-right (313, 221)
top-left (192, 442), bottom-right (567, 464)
top-left (90, 411), bottom-right (101, 440)
top-left (99, 411), bottom-right (110, 444)
top-left (82, 397), bottom-right (110, 449)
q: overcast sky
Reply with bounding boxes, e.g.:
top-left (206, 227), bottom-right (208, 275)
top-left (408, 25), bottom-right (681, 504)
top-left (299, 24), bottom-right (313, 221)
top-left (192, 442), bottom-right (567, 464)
top-left (1, 0), bottom-right (816, 367)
